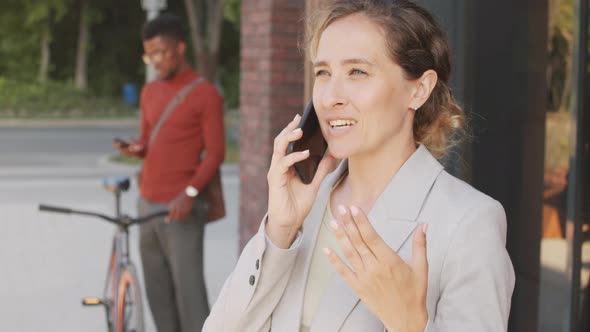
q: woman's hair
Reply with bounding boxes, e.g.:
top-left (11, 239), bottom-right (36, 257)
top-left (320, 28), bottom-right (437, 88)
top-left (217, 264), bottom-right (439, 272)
top-left (307, 0), bottom-right (465, 159)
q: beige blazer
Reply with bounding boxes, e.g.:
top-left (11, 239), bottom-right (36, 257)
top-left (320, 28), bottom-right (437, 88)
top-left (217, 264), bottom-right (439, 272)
top-left (203, 145), bottom-right (515, 332)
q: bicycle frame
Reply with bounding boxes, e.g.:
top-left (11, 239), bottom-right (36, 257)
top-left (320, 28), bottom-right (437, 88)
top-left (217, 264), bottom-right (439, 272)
top-left (102, 190), bottom-right (133, 332)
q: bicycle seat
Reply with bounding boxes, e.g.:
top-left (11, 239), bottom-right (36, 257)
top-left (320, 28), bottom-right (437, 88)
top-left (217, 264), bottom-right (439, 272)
top-left (103, 176), bottom-right (131, 193)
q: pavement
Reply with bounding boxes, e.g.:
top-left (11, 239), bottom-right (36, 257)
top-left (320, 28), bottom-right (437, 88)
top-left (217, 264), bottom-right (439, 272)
top-left (0, 122), bottom-right (239, 332)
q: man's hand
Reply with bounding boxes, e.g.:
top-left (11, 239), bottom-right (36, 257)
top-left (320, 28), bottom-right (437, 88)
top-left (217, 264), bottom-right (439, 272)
top-left (113, 138), bottom-right (145, 158)
top-left (166, 191), bottom-right (194, 223)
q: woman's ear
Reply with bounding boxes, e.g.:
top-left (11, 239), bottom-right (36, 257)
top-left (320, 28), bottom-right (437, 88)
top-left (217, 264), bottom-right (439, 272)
top-left (409, 70), bottom-right (438, 110)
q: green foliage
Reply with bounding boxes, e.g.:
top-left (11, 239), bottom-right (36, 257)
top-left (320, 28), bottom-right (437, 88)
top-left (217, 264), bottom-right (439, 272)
top-left (224, 0), bottom-right (241, 25)
top-left (0, 1), bottom-right (41, 80)
top-left (547, 0), bottom-right (575, 113)
top-left (218, 16), bottom-right (241, 108)
top-left (23, 0), bottom-right (70, 27)
top-left (0, 77), bottom-right (136, 118)
top-left (0, 0), bottom-right (241, 116)
top-left (219, 65), bottom-right (240, 109)
top-left (553, 0), bottom-right (573, 33)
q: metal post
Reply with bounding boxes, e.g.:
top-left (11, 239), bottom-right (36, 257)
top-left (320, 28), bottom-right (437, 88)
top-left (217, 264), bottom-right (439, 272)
top-left (564, 0), bottom-right (588, 330)
top-left (115, 191), bottom-right (122, 218)
top-left (141, 0), bottom-right (168, 82)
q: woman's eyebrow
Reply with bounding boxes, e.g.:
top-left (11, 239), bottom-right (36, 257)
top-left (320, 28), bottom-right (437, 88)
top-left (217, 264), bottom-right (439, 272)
top-left (313, 58), bottom-right (374, 68)
top-left (313, 60), bottom-right (329, 68)
top-left (341, 58), bottom-right (374, 66)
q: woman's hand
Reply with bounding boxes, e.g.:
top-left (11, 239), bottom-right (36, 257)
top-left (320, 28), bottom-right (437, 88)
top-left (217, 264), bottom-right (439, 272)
top-left (266, 114), bottom-right (335, 249)
top-left (325, 205), bottom-right (428, 332)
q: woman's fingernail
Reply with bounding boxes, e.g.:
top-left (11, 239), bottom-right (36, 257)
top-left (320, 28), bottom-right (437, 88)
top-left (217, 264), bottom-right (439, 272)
top-left (338, 205), bottom-right (347, 216)
top-left (330, 219), bottom-right (339, 230)
top-left (301, 149), bottom-right (310, 155)
top-left (350, 205), bottom-right (359, 216)
top-left (323, 247), bottom-right (331, 256)
top-left (422, 223), bottom-right (428, 234)
top-left (293, 114), bottom-right (300, 121)
top-left (293, 128), bottom-right (302, 133)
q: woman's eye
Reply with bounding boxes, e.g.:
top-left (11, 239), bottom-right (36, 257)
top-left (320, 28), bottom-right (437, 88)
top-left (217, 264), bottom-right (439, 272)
top-left (350, 69), bottom-right (367, 75)
top-left (315, 70), bottom-right (329, 77)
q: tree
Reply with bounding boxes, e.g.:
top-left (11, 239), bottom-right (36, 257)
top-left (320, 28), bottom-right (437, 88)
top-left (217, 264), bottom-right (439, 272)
top-left (74, 0), bottom-right (102, 91)
top-left (23, 0), bottom-right (70, 82)
top-left (74, 0), bottom-right (90, 91)
top-left (183, 0), bottom-right (225, 81)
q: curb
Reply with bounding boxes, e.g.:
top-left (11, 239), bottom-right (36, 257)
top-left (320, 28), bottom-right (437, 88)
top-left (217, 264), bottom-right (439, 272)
top-left (0, 118), bottom-right (139, 128)
top-left (100, 152), bottom-right (240, 177)
top-left (97, 153), bottom-right (141, 170)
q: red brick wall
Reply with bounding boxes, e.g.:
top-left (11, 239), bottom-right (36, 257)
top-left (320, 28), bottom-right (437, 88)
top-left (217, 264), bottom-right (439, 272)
top-left (239, 0), bottom-right (305, 250)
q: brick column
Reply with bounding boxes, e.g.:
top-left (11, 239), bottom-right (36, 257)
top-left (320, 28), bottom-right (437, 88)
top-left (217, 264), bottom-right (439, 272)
top-left (239, 0), bottom-right (306, 249)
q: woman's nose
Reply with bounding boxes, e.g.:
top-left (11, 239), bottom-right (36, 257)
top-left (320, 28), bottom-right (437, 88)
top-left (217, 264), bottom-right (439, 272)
top-left (318, 78), bottom-right (347, 110)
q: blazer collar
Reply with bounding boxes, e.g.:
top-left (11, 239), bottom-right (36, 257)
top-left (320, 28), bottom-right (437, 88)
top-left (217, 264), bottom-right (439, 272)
top-left (368, 144), bottom-right (444, 222)
top-left (318, 144), bottom-right (444, 221)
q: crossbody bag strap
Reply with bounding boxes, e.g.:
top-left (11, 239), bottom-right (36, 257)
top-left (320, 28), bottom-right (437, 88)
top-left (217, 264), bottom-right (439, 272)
top-left (148, 76), bottom-right (205, 147)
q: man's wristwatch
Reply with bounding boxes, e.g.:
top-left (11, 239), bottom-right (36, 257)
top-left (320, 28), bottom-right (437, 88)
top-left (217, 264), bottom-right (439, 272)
top-left (185, 185), bottom-right (199, 198)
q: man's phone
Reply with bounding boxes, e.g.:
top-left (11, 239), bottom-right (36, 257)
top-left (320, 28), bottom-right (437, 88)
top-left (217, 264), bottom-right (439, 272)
top-left (114, 137), bottom-right (130, 149)
top-left (287, 99), bottom-right (328, 184)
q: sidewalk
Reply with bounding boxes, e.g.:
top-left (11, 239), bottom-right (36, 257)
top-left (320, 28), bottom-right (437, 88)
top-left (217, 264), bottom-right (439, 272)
top-left (0, 156), bottom-right (240, 332)
top-left (0, 118), bottom-right (139, 128)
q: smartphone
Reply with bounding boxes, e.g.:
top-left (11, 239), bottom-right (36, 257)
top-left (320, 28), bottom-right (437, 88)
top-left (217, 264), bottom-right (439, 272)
top-left (287, 99), bottom-right (328, 184)
top-left (114, 137), bottom-right (130, 149)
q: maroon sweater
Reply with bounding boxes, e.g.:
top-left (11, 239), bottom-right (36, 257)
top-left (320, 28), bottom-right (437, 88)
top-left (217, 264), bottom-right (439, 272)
top-left (137, 68), bottom-right (225, 203)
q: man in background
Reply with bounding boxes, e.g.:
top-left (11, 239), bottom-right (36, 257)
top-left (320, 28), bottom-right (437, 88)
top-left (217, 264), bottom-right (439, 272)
top-left (114, 13), bottom-right (225, 332)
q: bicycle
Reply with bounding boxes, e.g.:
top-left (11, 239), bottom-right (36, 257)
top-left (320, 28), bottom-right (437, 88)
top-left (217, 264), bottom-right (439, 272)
top-left (39, 176), bottom-right (167, 332)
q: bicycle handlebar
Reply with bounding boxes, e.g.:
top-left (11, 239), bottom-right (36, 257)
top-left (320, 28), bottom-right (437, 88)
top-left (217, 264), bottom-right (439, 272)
top-left (38, 204), bottom-right (168, 226)
top-left (39, 204), bottom-right (72, 214)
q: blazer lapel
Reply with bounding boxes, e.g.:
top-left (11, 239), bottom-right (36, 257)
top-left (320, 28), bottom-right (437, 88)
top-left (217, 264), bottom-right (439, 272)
top-left (310, 145), bottom-right (444, 331)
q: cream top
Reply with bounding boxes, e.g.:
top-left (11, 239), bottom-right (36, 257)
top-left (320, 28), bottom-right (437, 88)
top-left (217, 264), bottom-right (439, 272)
top-left (300, 201), bottom-right (344, 332)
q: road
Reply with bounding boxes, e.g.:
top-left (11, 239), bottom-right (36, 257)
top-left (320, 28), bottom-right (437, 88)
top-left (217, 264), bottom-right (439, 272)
top-left (0, 123), bottom-right (239, 332)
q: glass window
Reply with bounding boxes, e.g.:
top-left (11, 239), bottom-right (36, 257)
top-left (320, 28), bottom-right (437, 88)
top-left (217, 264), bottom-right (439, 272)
top-left (539, 0), bottom-right (589, 330)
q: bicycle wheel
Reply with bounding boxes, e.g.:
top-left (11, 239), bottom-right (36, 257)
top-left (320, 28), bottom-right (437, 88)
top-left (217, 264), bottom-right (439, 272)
top-left (115, 265), bottom-right (145, 332)
top-left (106, 247), bottom-right (117, 330)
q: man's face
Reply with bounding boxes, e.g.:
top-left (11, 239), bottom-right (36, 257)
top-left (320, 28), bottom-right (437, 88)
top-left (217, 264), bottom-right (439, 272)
top-left (142, 36), bottom-right (186, 79)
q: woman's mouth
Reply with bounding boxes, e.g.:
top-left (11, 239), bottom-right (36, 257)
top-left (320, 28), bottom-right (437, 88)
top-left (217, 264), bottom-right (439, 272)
top-left (329, 119), bottom-right (357, 128)
top-left (327, 119), bottom-right (357, 137)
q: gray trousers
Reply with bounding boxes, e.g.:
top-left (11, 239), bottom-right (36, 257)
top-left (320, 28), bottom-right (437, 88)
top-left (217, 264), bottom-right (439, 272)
top-left (138, 196), bottom-right (210, 332)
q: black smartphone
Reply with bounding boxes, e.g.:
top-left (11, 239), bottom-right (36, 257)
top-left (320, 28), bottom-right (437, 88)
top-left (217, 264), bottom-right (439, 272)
top-left (287, 99), bottom-right (328, 184)
top-left (114, 137), bottom-right (130, 149)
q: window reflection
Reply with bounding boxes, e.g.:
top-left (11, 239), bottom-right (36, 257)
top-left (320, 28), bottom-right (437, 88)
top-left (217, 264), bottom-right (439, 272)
top-left (542, 112), bottom-right (570, 240)
top-left (539, 0), bottom-right (575, 330)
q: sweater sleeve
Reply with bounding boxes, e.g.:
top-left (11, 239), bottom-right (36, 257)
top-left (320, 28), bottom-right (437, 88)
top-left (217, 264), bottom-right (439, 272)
top-left (189, 84), bottom-right (225, 191)
top-left (136, 85), bottom-right (151, 158)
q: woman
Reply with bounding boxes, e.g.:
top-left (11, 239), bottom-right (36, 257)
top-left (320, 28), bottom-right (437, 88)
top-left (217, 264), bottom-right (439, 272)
top-left (204, 1), bottom-right (515, 331)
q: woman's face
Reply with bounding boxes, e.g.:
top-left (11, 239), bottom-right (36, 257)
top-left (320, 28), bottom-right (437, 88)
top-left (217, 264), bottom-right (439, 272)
top-left (312, 13), bottom-right (417, 160)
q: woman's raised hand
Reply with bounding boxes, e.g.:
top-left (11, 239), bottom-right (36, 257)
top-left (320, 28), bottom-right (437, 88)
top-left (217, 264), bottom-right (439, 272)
top-left (266, 114), bottom-right (335, 249)
top-left (325, 205), bottom-right (429, 332)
